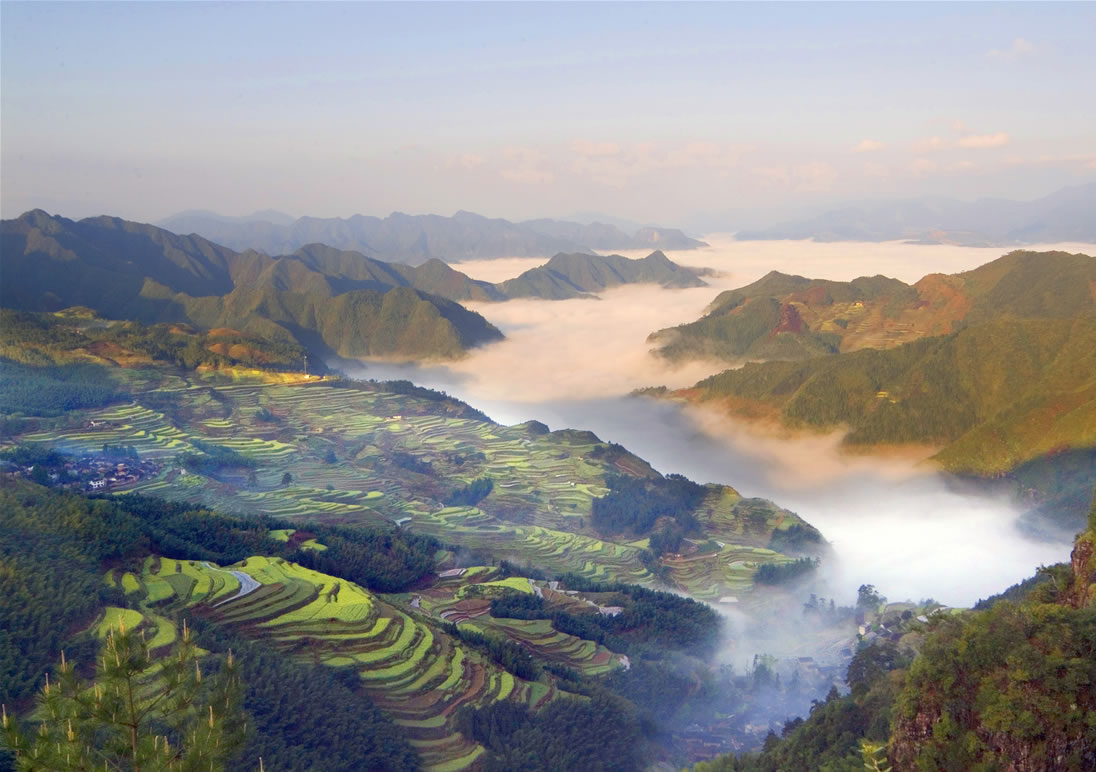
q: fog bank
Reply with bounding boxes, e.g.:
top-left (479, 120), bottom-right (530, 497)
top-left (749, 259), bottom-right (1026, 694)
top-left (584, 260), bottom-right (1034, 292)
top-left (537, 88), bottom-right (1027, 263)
top-left (355, 238), bottom-right (1090, 607)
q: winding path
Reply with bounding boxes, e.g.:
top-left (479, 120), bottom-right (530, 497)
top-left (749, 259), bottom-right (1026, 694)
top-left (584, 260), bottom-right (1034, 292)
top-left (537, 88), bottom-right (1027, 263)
top-left (203, 562), bottom-right (261, 606)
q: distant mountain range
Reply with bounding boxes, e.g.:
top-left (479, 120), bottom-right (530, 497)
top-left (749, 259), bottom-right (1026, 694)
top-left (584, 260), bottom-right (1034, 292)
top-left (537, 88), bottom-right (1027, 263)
top-left (734, 183), bottom-right (1096, 246)
top-left (649, 250), bottom-right (1096, 363)
top-left (1, 211), bottom-right (708, 361)
top-left (156, 210), bottom-right (708, 265)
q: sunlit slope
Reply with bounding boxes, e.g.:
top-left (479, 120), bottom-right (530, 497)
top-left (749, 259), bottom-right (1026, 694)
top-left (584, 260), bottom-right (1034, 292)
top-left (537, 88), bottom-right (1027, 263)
top-left (111, 555), bottom-right (567, 770)
top-left (681, 315), bottom-right (1096, 474)
top-left (18, 377), bottom-right (813, 600)
top-left (650, 250), bottom-right (1095, 364)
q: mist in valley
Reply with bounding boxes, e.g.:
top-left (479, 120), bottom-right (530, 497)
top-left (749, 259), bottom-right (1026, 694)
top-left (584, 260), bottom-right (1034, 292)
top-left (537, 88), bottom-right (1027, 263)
top-left (352, 238), bottom-right (1092, 609)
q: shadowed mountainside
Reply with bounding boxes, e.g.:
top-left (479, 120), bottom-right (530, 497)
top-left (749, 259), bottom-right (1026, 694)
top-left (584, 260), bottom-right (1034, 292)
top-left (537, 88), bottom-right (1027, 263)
top-left (1, 210), bottom-right (502, 361)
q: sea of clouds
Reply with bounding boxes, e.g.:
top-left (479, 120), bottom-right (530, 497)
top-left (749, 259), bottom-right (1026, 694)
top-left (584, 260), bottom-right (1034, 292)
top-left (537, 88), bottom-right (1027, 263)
top-left (352, 237), bottom-right (1095, 607)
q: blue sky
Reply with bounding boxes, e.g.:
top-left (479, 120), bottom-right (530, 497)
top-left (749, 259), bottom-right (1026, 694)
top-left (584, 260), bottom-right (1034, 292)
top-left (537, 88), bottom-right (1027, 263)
top-left (2, 2), bottom-right (1093, 226)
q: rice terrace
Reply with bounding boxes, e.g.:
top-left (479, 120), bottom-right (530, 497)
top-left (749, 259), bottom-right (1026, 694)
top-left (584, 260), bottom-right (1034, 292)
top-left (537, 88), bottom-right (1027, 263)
top-left (15, 371), bottom-right (813, 603)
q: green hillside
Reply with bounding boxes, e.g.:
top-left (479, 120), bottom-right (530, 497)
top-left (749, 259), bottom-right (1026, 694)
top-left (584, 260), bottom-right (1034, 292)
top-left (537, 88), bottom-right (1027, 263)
top-left (1, 211), bottom-right (503, 361)
top-left (679, 316), bottom-right (1096, 478)
top-left (683, 313), bottom-right (1096, 469)
top-left (650, 250), bottom-right (1095, 364)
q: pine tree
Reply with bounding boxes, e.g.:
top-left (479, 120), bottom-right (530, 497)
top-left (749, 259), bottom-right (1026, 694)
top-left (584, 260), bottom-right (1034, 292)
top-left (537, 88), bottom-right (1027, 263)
top-left (3, 618), bottom-right (246, 771)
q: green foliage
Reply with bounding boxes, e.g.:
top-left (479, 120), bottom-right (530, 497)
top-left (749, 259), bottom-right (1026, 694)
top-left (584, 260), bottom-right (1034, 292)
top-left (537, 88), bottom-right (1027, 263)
top-left (859, 740), bottom-right (891, 772)
top-left (972, 567), bottom-right (1054, 610)
top-left (444, 477), bottom-right (494, 507)
top-left (856, 585), bottom-right (885, 611)
top-left (2, 620), bottom-right (244, 771)
top-left (179, 439), bottom-right (256, 474)
top-left (492, 576), bottom-right (722, 658)
top-left (0, 359), bottom-right (123, 416)
top-left (285, 523), bottom-right (439, 593)
top-left (455, 693), bottom-right (645, 771)
top-left (591, 472), bottom-right (706, 536)
top-left (768, 523), bottom-right (825, 554)
top-left (891, 601), bottom-right (1096, 770)
top-left (0, 478), bottom-right (440, 711)
top-left (442, 623), bottom-right (540, 681)
top-left (754, 557), bottom-right (818, 585)
top-left (723, 518), bottom-right (1096, 772)
top-left (0, 480), bottom-right (144, 707)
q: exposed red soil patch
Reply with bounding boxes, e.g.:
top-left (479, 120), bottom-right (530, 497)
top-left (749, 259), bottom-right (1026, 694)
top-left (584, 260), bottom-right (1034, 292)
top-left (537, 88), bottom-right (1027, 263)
top-left (772, 303), bottom-right (806, 334)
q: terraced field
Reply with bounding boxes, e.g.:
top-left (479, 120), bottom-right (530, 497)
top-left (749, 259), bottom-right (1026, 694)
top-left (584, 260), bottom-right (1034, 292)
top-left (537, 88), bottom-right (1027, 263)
top-left (15, 377), bottom-right (812, 599)
top-left (111, 555), bottom-right (590, 770)
top-left (414, 567), bottom-right (629, 677)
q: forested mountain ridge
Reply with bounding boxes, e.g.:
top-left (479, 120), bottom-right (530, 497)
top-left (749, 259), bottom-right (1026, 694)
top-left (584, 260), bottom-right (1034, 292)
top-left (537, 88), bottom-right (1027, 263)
top-left (496, 249), bottom-right (708, 299)
top-left (157, 208), bottom-right (707, 265)
top-left (734, 182), bottom-right (1096, 246)
top-left (663, 315), bottom-right (1096, 490)
top-left (649, 249), bottom-right (1096, 364)
top-left (1, 210), bottom-right (503, 361)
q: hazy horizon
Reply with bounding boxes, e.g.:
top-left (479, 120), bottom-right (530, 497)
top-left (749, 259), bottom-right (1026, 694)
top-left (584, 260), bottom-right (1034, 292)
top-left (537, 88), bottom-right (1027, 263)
top-left (3, 3), bottom-right (1094, 227)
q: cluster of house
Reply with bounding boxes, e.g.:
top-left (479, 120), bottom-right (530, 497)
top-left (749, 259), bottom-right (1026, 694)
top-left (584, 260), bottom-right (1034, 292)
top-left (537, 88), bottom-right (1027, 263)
top-left (858, 607), bottom-right (932, 645)
top-left (3, 455), bottom-right (160, 491)
top-left (82, 457), bottom-right (160, 490)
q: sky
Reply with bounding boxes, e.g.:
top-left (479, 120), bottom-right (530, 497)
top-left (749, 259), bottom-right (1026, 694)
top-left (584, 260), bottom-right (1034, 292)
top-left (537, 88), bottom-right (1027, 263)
top-left (2, 2), bottom-right (1094, 226)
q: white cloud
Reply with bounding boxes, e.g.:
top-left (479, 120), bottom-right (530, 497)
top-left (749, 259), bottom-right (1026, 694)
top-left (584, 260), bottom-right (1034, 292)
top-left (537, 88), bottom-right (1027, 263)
top-left (500, 147), bottom-right (555, 185)
top-left (853, 139), bottom-right (885, 153)
top-left (988, 37), bottom-right (1036, 60)
top-left (749, 161), bottom-right (836, 192)
top-left (909, 158), bottom-right (938, 176)
top-left (795, 161), bottom-right (837, 192)
top-left (862, 161), bottom-right (890, 178)
top-left (567, 140), bottom-right (748, 187)
top-left (957, 132), bottom-right (1010, 149)
top-left (448, 152), bottom-right (485, 171)
top-left (912, 136), bottom-right (948, 152)
top-left (571, 140), bottom-right (621, 158)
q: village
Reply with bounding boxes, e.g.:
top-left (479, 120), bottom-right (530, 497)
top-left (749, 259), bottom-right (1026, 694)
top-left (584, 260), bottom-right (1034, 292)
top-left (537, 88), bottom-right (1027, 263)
top-left (1, 449), bottom-right (161, 493)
